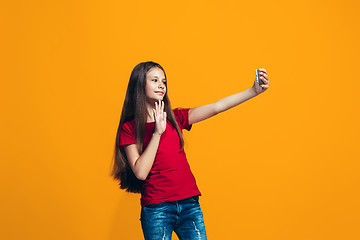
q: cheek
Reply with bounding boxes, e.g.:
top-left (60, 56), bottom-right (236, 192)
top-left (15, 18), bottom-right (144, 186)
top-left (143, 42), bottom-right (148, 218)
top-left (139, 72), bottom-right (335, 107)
top-left (145, 83), bottom-right (154, 96)
top-left (145, 82), bottom-right (151, 91)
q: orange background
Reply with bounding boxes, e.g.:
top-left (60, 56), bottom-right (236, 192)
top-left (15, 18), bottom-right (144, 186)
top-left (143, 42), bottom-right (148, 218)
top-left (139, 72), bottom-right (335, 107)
top-left (1, 0), bottom-right (359, 239)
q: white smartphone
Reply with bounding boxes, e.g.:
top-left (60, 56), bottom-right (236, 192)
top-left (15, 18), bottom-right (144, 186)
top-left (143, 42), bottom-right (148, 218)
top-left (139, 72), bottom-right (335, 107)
top-left (256, 69), bottom-right (264, 85)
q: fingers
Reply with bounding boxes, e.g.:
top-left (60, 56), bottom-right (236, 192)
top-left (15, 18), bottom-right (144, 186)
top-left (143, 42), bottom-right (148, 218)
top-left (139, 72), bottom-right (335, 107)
top-left (154, 101), bottom-right (158, 118)
top-left (153, 101), bottom-right (157, 118)
top-left (260, 84), bottom-right (269, 89)
top-left (259, 68), bottom-right (267, 74)
top-left (255, 68), bottom-right (269, 92)
top-left (161, 99), bottom-right (164, 113)
top-left (154, 101), bottom-right (158, 120)
top-left (153, 100), bottom-right (165, 121)
top-left (259, 68), bottom-right (268, 77)
top-left (258, 68), bottom-right (269, 85)
top-left (260, 75), bottom-right (269, 84)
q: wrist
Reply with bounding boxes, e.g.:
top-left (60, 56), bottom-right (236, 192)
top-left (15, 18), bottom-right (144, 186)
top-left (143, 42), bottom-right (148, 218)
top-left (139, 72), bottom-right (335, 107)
top-left (152, 132), bottom-right (162, 138)
top-left (250, 86), bottom-right (260, 96)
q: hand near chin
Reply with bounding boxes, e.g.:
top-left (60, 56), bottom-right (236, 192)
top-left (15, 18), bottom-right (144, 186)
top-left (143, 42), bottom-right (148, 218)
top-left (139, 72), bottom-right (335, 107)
top-left (153, 100), bottom-right (167, 135)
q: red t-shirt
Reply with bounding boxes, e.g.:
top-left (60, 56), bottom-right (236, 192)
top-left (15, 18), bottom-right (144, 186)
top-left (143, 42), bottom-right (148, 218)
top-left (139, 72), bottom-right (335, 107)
top-left (119, 108), bottom-right (201, 206)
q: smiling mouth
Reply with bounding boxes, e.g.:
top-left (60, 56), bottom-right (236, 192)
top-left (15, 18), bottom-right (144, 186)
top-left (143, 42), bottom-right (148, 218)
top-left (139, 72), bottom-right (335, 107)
top-left (155, 91), bottom-right (164, 95)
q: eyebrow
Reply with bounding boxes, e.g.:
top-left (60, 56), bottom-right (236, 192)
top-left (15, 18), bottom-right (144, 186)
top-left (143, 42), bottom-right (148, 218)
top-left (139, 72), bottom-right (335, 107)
top-left (152, 75), bottom-right (166, 80)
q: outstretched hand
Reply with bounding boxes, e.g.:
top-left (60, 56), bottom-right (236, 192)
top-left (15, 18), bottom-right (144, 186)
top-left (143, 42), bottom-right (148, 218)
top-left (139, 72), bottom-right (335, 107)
top-left (253, 68), bottom-right (270, 94)
top-left (153, 100), bottom-right (167, 136)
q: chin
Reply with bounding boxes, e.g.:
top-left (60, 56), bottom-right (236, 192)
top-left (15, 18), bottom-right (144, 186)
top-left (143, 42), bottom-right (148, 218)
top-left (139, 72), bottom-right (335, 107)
top-left (150, 97), bottom-right (164, 102)
top-left (156, 96), bottom-right (165, 101)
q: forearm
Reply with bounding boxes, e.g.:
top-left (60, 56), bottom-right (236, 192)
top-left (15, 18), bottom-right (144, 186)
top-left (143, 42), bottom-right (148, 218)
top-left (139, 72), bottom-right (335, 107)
top-left (189, 87), bottom-right (259, 125)
top-left (214, 87), bottom-right (259, 114)
top-left (132, 133), bottom-right (161, 180)
top-left (189, 70), bottom-right (269, 125)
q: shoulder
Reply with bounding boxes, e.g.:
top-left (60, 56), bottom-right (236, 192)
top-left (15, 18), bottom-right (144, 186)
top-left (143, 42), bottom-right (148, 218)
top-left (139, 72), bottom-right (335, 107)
top-left (172, 107), bottom-right (192, 131)
top-left (121, 120), bottom-right (135, 134)
top-left (119, 120), bottom-right (136, 145)
top-left (173, 107), bottom-right (191, 118)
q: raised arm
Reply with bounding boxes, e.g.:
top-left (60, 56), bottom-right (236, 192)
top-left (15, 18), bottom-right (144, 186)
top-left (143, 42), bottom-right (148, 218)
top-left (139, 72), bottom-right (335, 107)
top-left (188, 68), bottom-right (269, 125)
top-left (123, 100), bottom-right (167, 180)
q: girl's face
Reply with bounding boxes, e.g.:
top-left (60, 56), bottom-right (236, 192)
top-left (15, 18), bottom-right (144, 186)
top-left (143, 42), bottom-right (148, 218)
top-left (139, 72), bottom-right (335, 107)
top-left (145, 67), bottom-right (167, 103)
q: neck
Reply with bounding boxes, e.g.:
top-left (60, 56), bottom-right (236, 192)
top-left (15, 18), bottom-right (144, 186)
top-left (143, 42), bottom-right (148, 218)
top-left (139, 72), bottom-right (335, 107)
top-left (146, 101), bottom-right (155, 122)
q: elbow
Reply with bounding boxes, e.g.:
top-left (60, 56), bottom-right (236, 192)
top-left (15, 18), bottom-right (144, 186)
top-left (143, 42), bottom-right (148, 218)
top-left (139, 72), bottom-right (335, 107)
top-left (134, 170), bottom-right (148, 181)
top-left (136, 175), bottom-right (147, 181)
top-left (131, 157), bottom-right (152, 181)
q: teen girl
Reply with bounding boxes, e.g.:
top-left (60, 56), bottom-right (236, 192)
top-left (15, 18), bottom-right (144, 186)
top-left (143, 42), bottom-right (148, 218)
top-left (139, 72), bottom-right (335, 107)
top-left (113, 61), bottom-right (270, 240)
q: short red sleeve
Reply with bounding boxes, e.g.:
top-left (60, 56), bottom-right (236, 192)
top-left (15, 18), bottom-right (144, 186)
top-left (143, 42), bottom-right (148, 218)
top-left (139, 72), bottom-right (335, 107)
top-left (119, 121), bottom-right (136, 146)
top-left (173, 108), bottom-right (192, 131)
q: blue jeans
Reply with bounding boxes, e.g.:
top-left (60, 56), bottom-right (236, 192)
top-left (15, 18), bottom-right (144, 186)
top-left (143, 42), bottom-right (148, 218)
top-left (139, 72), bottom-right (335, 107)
top-left (140, 195), bottom-right (207, 240)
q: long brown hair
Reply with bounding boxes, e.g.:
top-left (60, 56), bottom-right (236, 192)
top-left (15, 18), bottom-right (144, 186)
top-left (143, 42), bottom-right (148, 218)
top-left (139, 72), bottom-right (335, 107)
top-left (111, 61), bottom-right (185, 193)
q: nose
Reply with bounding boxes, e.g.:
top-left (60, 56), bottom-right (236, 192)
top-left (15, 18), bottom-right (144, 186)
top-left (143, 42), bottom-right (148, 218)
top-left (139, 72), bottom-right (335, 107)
top-left (158, 82), bottom-right (165, 89)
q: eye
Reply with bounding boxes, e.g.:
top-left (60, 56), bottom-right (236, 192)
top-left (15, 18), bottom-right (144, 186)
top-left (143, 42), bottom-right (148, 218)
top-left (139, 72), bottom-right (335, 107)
top-left (152, 79), bottom-right (157, 82)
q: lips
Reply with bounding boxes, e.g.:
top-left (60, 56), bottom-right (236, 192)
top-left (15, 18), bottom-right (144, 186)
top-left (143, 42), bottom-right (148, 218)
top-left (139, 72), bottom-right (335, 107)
top-left (155, 91), bottom-right (164, 95)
